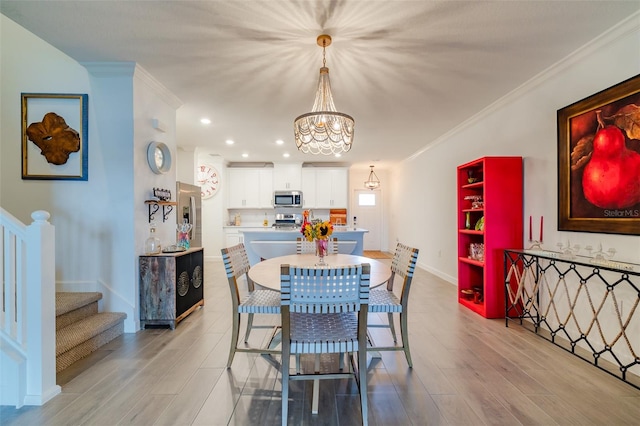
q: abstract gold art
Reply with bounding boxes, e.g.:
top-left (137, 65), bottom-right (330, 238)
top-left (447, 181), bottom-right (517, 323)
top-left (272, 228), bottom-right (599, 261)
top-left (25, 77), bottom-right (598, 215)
top-left (26, 112), bottom-right (80, 165)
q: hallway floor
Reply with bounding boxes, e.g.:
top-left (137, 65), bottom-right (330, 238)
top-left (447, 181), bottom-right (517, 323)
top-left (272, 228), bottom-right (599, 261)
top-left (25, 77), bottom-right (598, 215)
top-left (3, 257), bottom-right (640, 425)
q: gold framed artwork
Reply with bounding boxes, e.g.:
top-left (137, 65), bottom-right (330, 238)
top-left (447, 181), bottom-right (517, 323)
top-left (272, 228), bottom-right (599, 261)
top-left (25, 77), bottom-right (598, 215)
top-left (557, 74), bottom-right (640, 236)
top-left (21, 93), bottom-right (89, 180)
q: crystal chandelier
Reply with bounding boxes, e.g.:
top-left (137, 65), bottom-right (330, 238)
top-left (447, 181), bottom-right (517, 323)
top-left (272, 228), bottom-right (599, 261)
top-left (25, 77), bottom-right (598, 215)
top-left (294, 35), bottom-right (355, 155)
top-left (364, 165), bottom-right (380, 190)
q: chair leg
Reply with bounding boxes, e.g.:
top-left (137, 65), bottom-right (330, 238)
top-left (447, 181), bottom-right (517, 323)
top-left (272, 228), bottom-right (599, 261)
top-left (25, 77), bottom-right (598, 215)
top-left (244, 313), bottom-right (255, 343)
top-left (227, 312), bottom-right (241, 368)
top-left (295, 354), bottom-right (301, 374)
top-left (358, 347), bottom-right (368, 425)
top-left (387, 312), bottom-right (398, 343)
top-left (281, 353), bottom-right (290, 426)
top-left (312, 354), bottom-right (320, 414)
top-left (400, 311), bottom-right (412, 368)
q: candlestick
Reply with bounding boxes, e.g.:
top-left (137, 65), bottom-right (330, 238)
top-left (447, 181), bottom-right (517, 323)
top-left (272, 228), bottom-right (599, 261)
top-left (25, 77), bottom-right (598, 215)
top-left (529, 216), bottom-right (532, 241)
top-left (540, 216), bottom-right (543, 242)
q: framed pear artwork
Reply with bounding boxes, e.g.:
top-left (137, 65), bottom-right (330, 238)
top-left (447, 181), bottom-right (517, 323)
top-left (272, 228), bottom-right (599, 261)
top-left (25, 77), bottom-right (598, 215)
top-left (557, 73), bottom-right (640, 236)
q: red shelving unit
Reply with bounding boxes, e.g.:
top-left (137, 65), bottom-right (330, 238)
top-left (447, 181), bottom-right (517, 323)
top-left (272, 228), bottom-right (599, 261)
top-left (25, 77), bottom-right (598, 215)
top-left (457, 157), bottom-right (523, 318)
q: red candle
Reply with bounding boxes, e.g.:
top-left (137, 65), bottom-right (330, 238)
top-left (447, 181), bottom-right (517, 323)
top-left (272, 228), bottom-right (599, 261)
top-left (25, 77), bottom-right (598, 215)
top-left (529, 216), bottom-right (532, 241)
top-left (540, 216), bottom-right (543, 242)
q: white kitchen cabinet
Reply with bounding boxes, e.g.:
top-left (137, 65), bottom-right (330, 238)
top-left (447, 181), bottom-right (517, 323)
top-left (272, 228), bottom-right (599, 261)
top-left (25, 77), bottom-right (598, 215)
top-left (227, 168), bottom-right (273, 208)
top-left (301, 168), bottom-right (348, 208)
top-left (259, 169), bottom-right (274, 207)
top-left (273, 163), bottom-right (302, 190)
top-left (315, 168), bottom-right (348, 208)
top-left (224, 228), bottom-right (243, 246)
top-left (301, 168), bottom-right (316, 208)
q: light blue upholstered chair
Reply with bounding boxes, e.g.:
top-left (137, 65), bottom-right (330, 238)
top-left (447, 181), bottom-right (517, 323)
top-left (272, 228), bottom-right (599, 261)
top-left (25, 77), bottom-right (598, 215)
top-left (221, 243), bottom-right (280, 368)
top-left (367, 242), bottom-right (419, 367)
top-left (280, 263), bottom-right (370, 425)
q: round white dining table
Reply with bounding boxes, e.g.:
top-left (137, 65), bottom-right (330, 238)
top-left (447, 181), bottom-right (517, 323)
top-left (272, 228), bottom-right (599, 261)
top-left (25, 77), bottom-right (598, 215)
top-left (248, 253), bottom-right (391, 291)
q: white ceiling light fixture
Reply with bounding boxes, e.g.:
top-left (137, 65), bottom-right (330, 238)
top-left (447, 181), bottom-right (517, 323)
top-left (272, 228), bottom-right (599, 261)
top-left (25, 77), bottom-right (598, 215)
top-left (364, 165), bottom-right (380, 190)
top-left (294, 34), bottom-right (354, 155)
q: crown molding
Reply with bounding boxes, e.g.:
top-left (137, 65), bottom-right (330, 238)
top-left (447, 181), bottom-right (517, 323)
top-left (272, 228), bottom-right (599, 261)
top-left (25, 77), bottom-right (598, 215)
top-left (406, 11), bottom-right (640, 163)
top-left (81, 61), bottom-right (136, 77)
top-left (134, 65), bottom-right (183, 109)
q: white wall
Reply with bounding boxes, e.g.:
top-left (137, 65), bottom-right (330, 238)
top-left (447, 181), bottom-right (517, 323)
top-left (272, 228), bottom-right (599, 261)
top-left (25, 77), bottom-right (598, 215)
top-left (390, 15), bottom-right (640, 283)
top-left (1, 16), bottom-right (181, 332)
top-left (194, 150), bottom-right (226, 261)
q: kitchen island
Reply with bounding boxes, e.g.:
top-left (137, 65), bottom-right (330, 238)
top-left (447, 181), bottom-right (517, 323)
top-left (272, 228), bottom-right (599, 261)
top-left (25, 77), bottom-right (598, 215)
top-left (241, 227), bottom-right (368, 265)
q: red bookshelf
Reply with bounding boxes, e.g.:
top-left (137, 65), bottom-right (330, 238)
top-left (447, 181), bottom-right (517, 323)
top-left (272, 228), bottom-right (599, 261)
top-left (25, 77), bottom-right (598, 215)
top-left (457, 157), bottom-right (523, 318)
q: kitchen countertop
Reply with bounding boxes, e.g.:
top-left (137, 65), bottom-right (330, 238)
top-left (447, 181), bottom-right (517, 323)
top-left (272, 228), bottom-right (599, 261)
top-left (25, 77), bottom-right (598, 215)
top-left (240, 228), bottom-right (368, 265)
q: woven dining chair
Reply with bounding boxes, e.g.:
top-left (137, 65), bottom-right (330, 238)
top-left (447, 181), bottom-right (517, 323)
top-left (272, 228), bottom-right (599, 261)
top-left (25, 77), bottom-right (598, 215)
top-left (280, 263), bottom-right (370, 426)
top-left (296, 237), bottom-right (339, 254)
top-left (221, 243), bottom-right (281, 368)
top-left (367, 242), bottom-right (419, 367)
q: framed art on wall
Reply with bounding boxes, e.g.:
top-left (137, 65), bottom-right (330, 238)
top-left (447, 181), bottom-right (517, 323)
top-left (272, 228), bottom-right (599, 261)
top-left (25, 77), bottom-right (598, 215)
top-left (557, 74), bottom-right (640, 236)
top-left (21, 93), bottom-right (89, 180)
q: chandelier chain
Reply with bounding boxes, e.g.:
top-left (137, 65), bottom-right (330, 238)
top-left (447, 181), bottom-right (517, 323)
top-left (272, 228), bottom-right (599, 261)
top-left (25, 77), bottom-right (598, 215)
top-left (322, 39), bottom-right (327, 68)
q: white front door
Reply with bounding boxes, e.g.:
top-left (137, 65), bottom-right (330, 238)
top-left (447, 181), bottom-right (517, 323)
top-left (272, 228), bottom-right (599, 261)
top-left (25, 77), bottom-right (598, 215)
top-left (352, 189), bottom-right (382, 250)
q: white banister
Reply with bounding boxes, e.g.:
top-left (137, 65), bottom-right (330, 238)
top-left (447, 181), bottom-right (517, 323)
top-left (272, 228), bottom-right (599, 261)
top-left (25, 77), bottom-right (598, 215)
top-left (0, 208), bottom-right (60, 407)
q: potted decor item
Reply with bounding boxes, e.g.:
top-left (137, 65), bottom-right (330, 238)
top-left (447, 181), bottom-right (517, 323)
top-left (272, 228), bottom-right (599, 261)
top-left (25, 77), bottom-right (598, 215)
top-left (301, 219), bottom-right (334, 265)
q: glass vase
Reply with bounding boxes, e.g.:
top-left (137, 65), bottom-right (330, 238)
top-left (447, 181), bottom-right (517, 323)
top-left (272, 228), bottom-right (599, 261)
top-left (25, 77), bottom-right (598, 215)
top-left (145, 224), bottom-right (161, 255)
top-left (315, 238), bottom-right (328, 266)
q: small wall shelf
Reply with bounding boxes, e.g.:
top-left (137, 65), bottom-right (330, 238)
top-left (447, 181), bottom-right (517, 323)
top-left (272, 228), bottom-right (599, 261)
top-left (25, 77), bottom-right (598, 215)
top-left (144, 200), bottom-right (177, 223)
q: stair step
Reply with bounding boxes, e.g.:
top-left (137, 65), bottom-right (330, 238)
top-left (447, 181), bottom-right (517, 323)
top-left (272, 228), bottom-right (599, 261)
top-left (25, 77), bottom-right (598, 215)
top-left (56, 292), bottom-right (102, 316)
top-left (56, 312), bottom-right (126, 356)
top-left (56, 312), bottom-right (126, 372)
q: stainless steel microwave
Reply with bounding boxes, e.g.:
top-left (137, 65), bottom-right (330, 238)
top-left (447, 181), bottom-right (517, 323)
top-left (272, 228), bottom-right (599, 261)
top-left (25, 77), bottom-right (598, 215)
top-left (274, 190), bottom-right (303, 208)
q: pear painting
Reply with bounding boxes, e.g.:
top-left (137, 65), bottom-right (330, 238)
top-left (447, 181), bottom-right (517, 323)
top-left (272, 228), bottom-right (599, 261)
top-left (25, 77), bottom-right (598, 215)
top-left (571, 106), bottom-right (640, 211)
top-left (581, 111), bottom-right (640, 209)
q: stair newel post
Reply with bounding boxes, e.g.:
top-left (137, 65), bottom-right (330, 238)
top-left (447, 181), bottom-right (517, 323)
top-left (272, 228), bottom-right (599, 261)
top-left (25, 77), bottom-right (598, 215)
top-left (24, 210), bottom-right (61, 405)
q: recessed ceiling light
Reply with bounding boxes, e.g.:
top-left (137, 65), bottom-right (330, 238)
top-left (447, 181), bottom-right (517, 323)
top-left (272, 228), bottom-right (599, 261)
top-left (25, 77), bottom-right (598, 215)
top-left (242, 153), bottom-right (249, 158)
top-left (276, 139), bottom-right (284, 145)
top-left (225, 139), bottom-right (235, 145)
top-left (283, 153), bottom-right (290, 158)
top-left (200, 118), bottom-right (211, 125)
top-left (334, 153), bottom-right (341, 158)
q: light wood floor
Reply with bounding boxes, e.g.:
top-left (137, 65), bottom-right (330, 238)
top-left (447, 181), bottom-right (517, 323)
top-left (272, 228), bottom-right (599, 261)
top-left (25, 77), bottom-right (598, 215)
top-left (4, 256), bottom-right (640, 425)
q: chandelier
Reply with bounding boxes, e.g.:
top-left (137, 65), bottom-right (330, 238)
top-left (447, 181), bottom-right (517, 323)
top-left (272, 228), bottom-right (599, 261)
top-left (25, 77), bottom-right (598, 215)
top-left (294, 34), bottom-right (355, 155)
top-left (364, 165), bottom-right (380, 190)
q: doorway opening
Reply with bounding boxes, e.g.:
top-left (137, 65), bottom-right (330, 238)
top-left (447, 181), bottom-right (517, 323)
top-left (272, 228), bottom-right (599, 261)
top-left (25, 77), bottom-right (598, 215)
top-left (353, 189), bottom-right (382, 251)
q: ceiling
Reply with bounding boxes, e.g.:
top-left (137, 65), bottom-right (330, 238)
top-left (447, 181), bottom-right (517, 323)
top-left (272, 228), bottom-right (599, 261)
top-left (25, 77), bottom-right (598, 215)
top-left (2, 1), bottom-right (639, 170)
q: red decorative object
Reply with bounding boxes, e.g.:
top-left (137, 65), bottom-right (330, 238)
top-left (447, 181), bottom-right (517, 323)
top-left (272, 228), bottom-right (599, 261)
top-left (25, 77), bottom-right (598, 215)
top-left (557, 73), bottom-right (640, 235)
top-left (457, 157), bottom-right (523, 318)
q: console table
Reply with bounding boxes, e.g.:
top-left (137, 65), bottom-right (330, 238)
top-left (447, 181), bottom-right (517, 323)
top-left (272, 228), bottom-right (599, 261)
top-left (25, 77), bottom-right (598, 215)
top-left (140, 247), bottom-right (204, 329)
top-left (504, 249), bottom-right (640, 389)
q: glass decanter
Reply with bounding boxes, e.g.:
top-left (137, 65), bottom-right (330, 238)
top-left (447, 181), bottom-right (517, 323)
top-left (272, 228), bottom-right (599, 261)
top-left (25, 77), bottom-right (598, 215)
top-left (145, 223), bottom-right (161, 254)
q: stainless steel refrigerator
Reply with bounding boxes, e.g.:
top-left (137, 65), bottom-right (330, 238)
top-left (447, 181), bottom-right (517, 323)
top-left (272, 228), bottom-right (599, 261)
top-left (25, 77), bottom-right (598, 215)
top-left (176, 182), bottom-right (202, 247)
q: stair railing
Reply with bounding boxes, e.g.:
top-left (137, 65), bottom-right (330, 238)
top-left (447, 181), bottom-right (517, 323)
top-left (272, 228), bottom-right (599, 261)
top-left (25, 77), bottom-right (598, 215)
top-left (1, 208), bottom-right (60, 407)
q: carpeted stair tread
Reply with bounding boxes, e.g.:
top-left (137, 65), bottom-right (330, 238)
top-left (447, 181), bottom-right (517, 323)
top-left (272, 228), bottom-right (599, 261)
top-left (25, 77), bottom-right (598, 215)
top-left (56, 292), bottom-right (102, 316)
top-left (56, 312), bottom-right (126, 356)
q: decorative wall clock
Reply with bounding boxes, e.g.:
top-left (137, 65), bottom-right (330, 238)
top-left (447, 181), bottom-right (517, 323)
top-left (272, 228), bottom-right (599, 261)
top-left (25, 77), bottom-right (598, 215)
top-left (197, 163), bottom-right (220, 199)
top-left (147, 141), bottom-right (172, 174)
